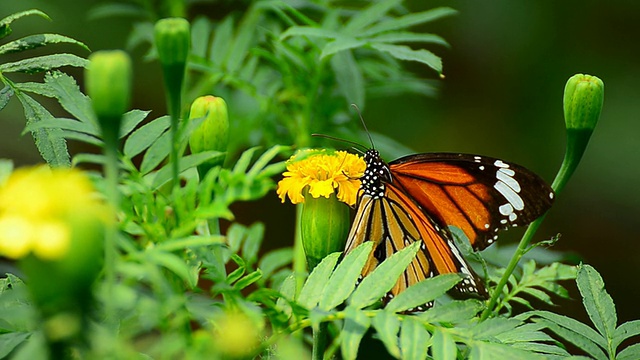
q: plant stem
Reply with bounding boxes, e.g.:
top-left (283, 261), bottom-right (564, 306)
top-left (102, 127), bottom-right (120, 321)
top-left (293, 203), bottom-right (306, 296)
top-left (312, 323), bottom-right (328, 360)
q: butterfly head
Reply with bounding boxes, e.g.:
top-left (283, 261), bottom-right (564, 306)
top-left (361, 149), bottom-right (392, 199)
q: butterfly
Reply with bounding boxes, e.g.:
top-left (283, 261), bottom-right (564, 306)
top-left (343, 147), bottom-right (554, 308)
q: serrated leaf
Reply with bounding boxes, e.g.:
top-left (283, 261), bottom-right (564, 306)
top-left (280, 26), bottom-right (339, 41)
top-left (0, 332), bottom-right (30, 358)
top-left (400, 316), bottom-right (429, 360)
top-left (528, 310), bottom-right (607, 349)
top-left (349, 241), bottom-right (420, 309)
top-left (509, 342), bottom-right (569, 356)
top-left (617, 343), bottom-right (640, 360)
top-left (0, 54), bottom-right (88, 74)
top-left (119, 110), bottom-right (152, 138)
top-left (259, 248), bottom-right (293, 280)
top-left (139, 130), bottom-right (171, 173)
top-left (361, 7), bottom-right (458, 37)
top-left (468, 318), bottom-right (522, 340)
top-left (344, 0), bottom-right (402, 34)
top-left (469, 341), bottom-right (545, 360)
top-left (613, 320), bottom-right (640, 350)
top-left (23, 118), bottom-right (94, 136)
top-left (534, 318), bottom-right (607, 360)
top-left (123, 116), bottom-right (170, 158)
top-left (432, 328), bottom-right (457, 360)
top-left (341, 307), bottom-right (371, 360)
top-left (234, 270), bottom-right (263, 290)
top-left (494, 323), bottom-right (556, 344)
top-left (16, 92), bottom-right (70, 166)
top-left (44, 71), bottom-right (96, 127)
top-left (320, 37), bottom-right (366, 58)
top-left (369, 32), bottom-right (449, 46)
top-left (0, 34), bottom-right (89, 55)
top-left (298, 252), bottom-right (341, 308)
top-left (331, 50), bottom-right (364, 108)
top-left (419, 299), bottom-right (484, 324)
top-left (370, 43), bottom-right (441, 74)
top-left (576, 264), bottom-right (617, 344)
top-left (371, 311), bottom-right (401, 358)
top-left (319, 242), bottom-right (373, 311)
top-left (0, 10), bottom-right (50, 31)
top-left (0, 86), bottom-right (14, 111)
top-left (150, 151), bottom-right (225, 188)
top-left (386, 274), bottom-right (461, 313)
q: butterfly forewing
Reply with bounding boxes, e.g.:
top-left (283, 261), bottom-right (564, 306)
top-left (389, 153), bottom-right (554, 251)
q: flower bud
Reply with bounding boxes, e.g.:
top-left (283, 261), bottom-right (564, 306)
top-left (564, 74), bottom-right (604, 132)
top-left (300, 190), bottom-right (351, 270)
top-left (154, 18), bottom-right (190, 67)
top-left (188, 95), bottom-right (229, 172)
top-left (85, 50), bottom-right (132, 141)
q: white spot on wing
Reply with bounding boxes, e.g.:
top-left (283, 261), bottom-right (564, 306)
top-left (494, 160), bottom-right (510, 168)
top-left (494, 181), bottom-right (525, 210)
top-left (496, 169), bottom-right (521, 192)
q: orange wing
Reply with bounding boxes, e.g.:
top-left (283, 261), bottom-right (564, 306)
top-left (389, 153), bottom-right (554, 251)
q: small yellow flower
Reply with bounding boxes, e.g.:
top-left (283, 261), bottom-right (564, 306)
top-left (0, 166), bottom-right (106, 260)
top-left (277, 149), bottom-right (365, 205)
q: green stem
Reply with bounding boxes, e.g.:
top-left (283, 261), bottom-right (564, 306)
top-left (293, 203), bottom-right (306, 297)
top-left (312, 323), bottom-right (329, 360)
top-left (102, 125), bottom-right (120, 321)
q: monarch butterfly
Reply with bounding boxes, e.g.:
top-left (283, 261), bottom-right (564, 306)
top-left (341, 134), bottom-right (554, 309)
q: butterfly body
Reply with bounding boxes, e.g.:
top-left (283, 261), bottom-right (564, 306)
top-left (345, 149), bottom-right (554, 303)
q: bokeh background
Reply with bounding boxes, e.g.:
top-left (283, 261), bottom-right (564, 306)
top-left (2, 0), bottom-right (639, 332)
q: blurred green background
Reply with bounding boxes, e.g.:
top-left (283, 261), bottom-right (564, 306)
top-left (2, 0), bottom-right (639, 326)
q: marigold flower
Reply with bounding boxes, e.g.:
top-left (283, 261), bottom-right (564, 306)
top-left (277, 149), bottom-right (365, 205)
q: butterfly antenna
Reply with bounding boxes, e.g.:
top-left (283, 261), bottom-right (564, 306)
top-left (351, 104), bottom-right (375, 149)
top-left (311, 133), bottom-right (367, 153)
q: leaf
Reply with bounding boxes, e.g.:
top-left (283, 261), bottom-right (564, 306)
top-left (618, 343), bottom-right (640, 360)
top-left (87, 3), bottom-right (147, 20)
top-left (361, 7), bottom-right (458, 37)
top-left (209, 15), bottom-right (234, 64)
top-left (280, 26), bottom-right (340, 41)
top-left (613, 320), bottom-right (640, 350)
top-left (469, 341), bottom-right (546, 360)
top-left (119, 110), bottom-right (152, 138)
top-left (0, 332), bottom-right (30, 358)
top-left (400, 316), bottom-right (429, 360)
top-left (0, 86), bottom-right (14, 111)
top-left (467, 318), bottom-right (522, 340)
top-left (432, 328), bottom-right (457, 360)
top-left (576, 264), bottom-right (617, 344)
top-left (23, 118), bottom-right (95, 136)
top-left (330, 50), bottom-right (365, 108)
top-left (259, 248), bottom-right (293, 280)
top-left (532, 317), bottom-right (607, 360)
top-left (371, 311), bottom-right (401, 358)
top-left (370, 43), bottom-right (442, 74)
top-left (247, 145), bottom-right (290, 177)
top-left (298, 252), bottom-right (341, 308)
top-left (241, 222), bottom-right (265, 265)
top-left (151, 151), bottom-right (225, 188)
top-left (226, 8), bottom-right (261, 73)
top-left (145, 250), bottom-right (197, 288)
top-left (341, 307), bottom-right (371, 360)
top-left (43, 71), bottom-right (96, 127)
top-left (234, 270), bottom-right (263, 290)
top-left (344, 0), bottom-right (402, 34)
top-left (319, 242), bottom-right (373, 311)
top-left (349, 241), bottom-right (420, 309)
top-left (0, 10), bottom-right (50, 39)
top-left (0, 54), bottom-right (88, 74)
top-left (123, 116), bottom-right (171, 158)
top-left (191, 16), bottom-right (210, 58)
top-left (233, 146), bottom-right (260, 174)
top-left (0, 34), bottom-right (89, 55)
top-left (320, 37), bottom-right (366, 58)
top-left (419, 299), bottom-right (484, 324)
top-left (154, 235), bottom-right (224, 252)
top-left (386, 274), bottom-right (461, 313)
top-left (16, 92), bottom-right (70, 166)
top-left (369, 32), bottom-right (449, 47)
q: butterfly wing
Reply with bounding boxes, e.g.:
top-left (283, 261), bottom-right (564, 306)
top-left (389, 153), bottom-right (554, 251)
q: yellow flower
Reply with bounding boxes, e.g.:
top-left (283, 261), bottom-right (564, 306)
top-left (277, 149), bottom-right (365, 205)
top-left (0, 166), bottom-right (106, 260)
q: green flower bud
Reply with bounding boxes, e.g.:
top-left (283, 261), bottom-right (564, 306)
top-left (300, 190), bottom-right (351, 270)
top-left (85, 50), bottom-right (132, 141)
top-left (188, 96), bottom-right (229, 172)
top-left (154, 18), bottom-right (190, 66)
top-left (564, 74), bottom-right (604, 132)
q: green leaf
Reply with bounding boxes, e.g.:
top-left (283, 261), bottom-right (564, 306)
top-left (419, 299), bottom-right (484, 324)
top-left (361, 7), bottom-right (458, 37)
top-left (0, 10), bottom-right (50, 40)
top-left (151, 151), bottom-right (225, 188)
top-left (370, 43), bottom-right (441, 74)
top-left (298, 252), bottom-right (341, 308)
top-left (145, 250), bottom-right (197, 288)
top-left (259, 248), bottom-right (293, 280)
top-left (386, 274), bottom-right (461, 313)
top-left (233, 146), bottom-right (260, 174)
top-left (369, 32), bottom-right (449, 47)
top-left (320, 37), bottom-right (366, 58)
top-left (0, 86), bottom-right (14, 111)
top-left (468, 318), bottom-right (522, 340)
top-left (14, 82), bottom-right (55, 97)
top-left (469, 341), bottom-right (546, 360)
top-left (16, 92), bottom-right (70, 166)
top-left (341, 307), bottom-right (371, 360)
top-left (349, 241), bottom-right (420, 309)
top-left (0, 34), bottom-right (89, 55)
top-left (123, 116), bottom-right (170, 158)
top-left (23, 118), bottom-right (95, 136)
top-left (400, 316), bottom-right (429, 360)
top-left (154, 235), bottom-right (224, 252)
top-left (140, 131), bottom-right (171, 174)
top-left (119, 110), bottom-right (152, 138)
top-left (209, 15), bottom-right (234, 64)
top-left (618, 343), bottom-right (640, 360)
top-left (331, 50), bottom-right (365, 108)
top-left (234, 270), bottom-right (263, 290)
top-left (432, 328), bottom-right (457, 360)
top-left (43, 71), bottom-right (96, 127)
top-left (226, 8), bottom-right (261, 73)
top-left (191, 16), bottom-right (210, 59)
top-left (613, 320), bottom-right (640, 350)
top-left (242, 222), bottom-right (265, 265)
top-left (576, 264), bottom-right (617, 344)
top-left (344, 0), bottom-right (402, 34)
top-left (280, 26), bottom-right (340, 41)
top-left (509, 342), bottom-right (569, 356)
top-left (0, 54), bottom-right (88, 74)
top-left (247, 145), bottom-right (290, 177)
top-left (8, 331), bottom-right (47, 360)
top-left (319, 242), bottom-right (373, 311)
top-left (0, 332), bottom-right (30, 358)
top-left (532, 317), bottom-right (607, 360)
top-left (87, 3), bottom-right (147, 20)
top-left (371, 311), bottom-right (401, 358)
